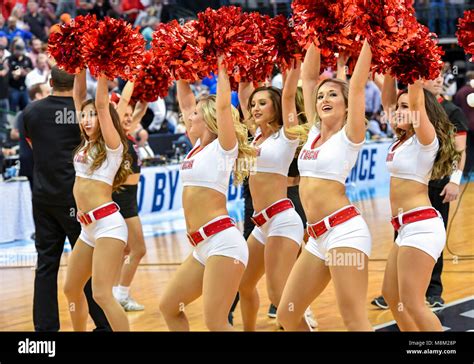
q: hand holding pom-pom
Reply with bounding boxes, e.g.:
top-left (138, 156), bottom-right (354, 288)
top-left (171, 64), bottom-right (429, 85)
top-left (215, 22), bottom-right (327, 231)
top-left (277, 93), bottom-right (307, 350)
top-left (82, 17), bottom-right (145, 81)
top-left (47, 14), bottom-right (98, 74)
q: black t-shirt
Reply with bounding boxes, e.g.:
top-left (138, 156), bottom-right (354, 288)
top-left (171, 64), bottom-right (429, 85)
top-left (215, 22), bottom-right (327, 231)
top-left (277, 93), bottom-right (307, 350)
top-left (429, 100), bottom-right (468, 189)
top-left (6, 55), bottom-right (33, 90)
top-left (24, 95), bottom-right (81, 205)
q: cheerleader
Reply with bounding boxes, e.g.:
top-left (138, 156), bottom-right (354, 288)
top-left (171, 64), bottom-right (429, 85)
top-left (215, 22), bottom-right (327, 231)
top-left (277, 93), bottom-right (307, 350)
top-left (277, 40), bottom-right (373, 331)
top-left (236, 78), bottom-right (305, 330)
top-left (381, 75), bottom-right (460, 331)
top-left (158, 57), bottom-right (254, 331)
top-left (63, 70), bottom-right (132, 331)
top-left (111, 82), bottom-right (149, 312)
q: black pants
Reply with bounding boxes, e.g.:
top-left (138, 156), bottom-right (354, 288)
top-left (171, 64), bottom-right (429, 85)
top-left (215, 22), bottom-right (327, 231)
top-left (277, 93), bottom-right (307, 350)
top-left (32, 201), bottom-right (110, 331)
top-left (427, 183), bottom-right (450, 298)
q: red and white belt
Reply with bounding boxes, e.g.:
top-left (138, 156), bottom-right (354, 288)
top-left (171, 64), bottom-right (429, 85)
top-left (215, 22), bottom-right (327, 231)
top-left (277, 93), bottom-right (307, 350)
top-left (391, 207), bottom-right (440, 231)
top-left (77, 202), bottom-right (120, 226)
top-left (251, 199), bottom-right (294, 227)
top-left (307, 205), bottom-right (360, 239)
top-left (187, 217), bottom-right (236, 247)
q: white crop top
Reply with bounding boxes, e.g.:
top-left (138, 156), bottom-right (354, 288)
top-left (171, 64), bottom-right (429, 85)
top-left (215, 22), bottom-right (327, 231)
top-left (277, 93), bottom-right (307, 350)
top-left (73, 141), bottom-right (124, 186)
top-left (386, 135), bottom-right (439, 185)
top-left (253, 129), bottom-right (299, 177)
top-left (298, 125), bottom-right (364, 184)
top-left (180, 138), bottom-right (238, 196)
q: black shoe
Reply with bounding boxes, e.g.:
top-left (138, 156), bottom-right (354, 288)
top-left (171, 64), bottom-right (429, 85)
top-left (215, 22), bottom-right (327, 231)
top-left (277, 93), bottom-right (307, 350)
top-left (267, 304), bottom-right (277, 318)
top-left (371, 295), bottom-right (389, 310)
top-left (426, 296), bottom-right (445, 309)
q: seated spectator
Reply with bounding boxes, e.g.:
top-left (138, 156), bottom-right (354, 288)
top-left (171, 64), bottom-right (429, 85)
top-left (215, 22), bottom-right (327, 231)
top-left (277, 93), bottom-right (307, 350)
top-left (368, 112), bottom-right (393, 140)
top-left (24, 2), bottom-right (48, 42)
top-left (25, 52), bottom-right (50, 89)
top-left (5, 16), bottom-right (32, 43)
top-left (27, 38), bottom-right (44, 67)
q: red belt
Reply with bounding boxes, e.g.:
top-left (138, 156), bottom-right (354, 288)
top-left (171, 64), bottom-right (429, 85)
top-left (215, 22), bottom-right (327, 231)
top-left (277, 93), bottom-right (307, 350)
top-left (251, 199), bottom-right (294, 227)
top-left (77, 202), bottom-right (120, 226)
top-left (187, 217), bottom-right (235, 247)
top-left (391, 207), bottom-right (440, 231)
top-left (307, 206), bottom-right (360, 239)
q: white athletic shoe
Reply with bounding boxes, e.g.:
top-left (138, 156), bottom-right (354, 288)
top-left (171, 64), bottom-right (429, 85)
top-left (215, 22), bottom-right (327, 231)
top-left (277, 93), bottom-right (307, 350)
top-left (304, 307), bottom-right (318, 330)
top-left (119, 296), bottom-right (145, 312)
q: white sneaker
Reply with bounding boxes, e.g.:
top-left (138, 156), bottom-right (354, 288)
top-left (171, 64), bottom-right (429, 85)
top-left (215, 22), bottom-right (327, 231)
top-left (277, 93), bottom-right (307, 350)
top-left (119, 296), bottom-right (145, 312)
top-left (304, 307), bottom-right (318, 330)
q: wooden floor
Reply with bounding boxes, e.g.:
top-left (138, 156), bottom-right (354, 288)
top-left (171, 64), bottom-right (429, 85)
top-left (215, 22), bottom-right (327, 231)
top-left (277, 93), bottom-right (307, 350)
top-left (1, 184), bottom-right (473, 331)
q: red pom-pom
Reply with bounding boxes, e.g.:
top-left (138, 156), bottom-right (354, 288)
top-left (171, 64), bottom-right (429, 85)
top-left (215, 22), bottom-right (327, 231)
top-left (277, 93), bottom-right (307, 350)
top-left (357, 0), bottom-right (443, 83)
top-left (47, 14), bottom-right (98, 74)
top-left (82, 17), bottom-right (145, 80)
top-left (194, 6), bottom-right (264, 87)
top-left (270, 15), bottom-right (305, 73)
top-left (291, 0), bottom-right (363, 73)
top-left (456, 10), bottom-right (474, 60)
top-left (132, 51), bottom-right (173, 102)
top-left (387, 24), bottom-right (444, 84)
top-left (152, 19), bottom-right (213, 82)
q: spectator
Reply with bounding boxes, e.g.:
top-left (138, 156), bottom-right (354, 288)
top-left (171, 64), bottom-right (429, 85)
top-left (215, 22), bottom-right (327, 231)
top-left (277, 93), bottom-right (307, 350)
top-left (24, 1), bottom-right (48, 42)
top-left (6, 41), bottom-right (32, 112)
top-left (26, 38), bottom-right (43, 67)
top-left (453, 71), bottom-right (474, 176)
top-left (91, 0), bottom-right (112, 20)
top-left (55, 0), bottom-right (76, 17)
top-left (146, 98), bottom-right (167, 133)
top-left (77, 0), bottom-right (95, 17)
top-left (5, 16), bottom-right (32, 43)
top-left (368, 112), bottom-right (393, 139)
top-left (121, 0), bottom-right (144, 23)
top-left (25, 52), bottom-right (50, 89)
top-left (23, 66), bottom-right (110, 332)
top-left (365, 79), bottom-right (382, 118)
top-left (0, 44), bottom-right (9, 143)
top-left (6, 41), bottom-right (33, 112)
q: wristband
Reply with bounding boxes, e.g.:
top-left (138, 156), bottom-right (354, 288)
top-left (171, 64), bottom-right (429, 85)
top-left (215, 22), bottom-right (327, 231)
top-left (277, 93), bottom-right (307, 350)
top-left (449, 169), bottom-right (462, 186)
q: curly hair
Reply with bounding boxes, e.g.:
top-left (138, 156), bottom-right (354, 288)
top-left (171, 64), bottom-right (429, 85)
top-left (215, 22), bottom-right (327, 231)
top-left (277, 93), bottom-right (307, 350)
top-left (395, 89), bottom-right (461, 180)
top-left (75, 99), bottom-right (132, 191)
top-left (198, 95), bottom-right (256, 185)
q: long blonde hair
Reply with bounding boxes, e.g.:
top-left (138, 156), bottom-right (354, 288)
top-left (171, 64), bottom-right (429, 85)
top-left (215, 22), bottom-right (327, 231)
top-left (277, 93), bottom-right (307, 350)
top-left (288, 78), bottom-right (350, 144)
top-left (75, 99), bottom-right (132, 191)
top-left (198, 95), bottom-right (256, 185)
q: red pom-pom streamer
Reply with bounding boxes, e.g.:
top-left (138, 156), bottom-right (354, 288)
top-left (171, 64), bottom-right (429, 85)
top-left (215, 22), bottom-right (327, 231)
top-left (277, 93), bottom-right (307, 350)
top-left (47, 14), bottom-right (98, 74)
top-left (82, 17), bottom-right (145, 80)
top-left (357, 0), bottom-right (443, 83)
top-left (456, 10), bottom-right (474, 61)
top-left (194, 6), bottom-right (264, 87)
top-left (152, 19), bottom-right (213, 82)
top-left (270, 15), bottom-right (305, 73)
top-left (131, 51), bottom-right (173, 102)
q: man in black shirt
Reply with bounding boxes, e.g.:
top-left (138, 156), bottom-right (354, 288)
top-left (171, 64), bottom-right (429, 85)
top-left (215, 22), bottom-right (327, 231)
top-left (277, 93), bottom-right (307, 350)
top-left (24, 67), bottom-right (110, 331)
top-left (6, 43), bottom-right (32, 112)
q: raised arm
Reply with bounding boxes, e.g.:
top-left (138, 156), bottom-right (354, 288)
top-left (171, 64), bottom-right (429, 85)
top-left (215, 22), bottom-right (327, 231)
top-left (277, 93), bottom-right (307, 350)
top-left (346, 39), bottom-right (372, 144)
top-left (176, 79), bottom-right (197, 145)
top-left (336, 52), bottom-right (350, 81)
top-left (238, 81), bottom-right (255, 121)
top-left (73, 69), bottom-right (87, 116)
top-left (282, 60), bottom-right (302, 140)
top-left (132, 100), bottom-right (148, 129)
top-left (301, 43), bottom-right (321, 124)
top-left (408, 80), bottom-right (436, 145)
top-left (96, 75), bottom-right (121, 150)
top-left (216, 56), bottom-right (237, 151)
top-left (116, 80), bottom-right (134, 122)
top-left (381, 73), bottom-right (397, 115)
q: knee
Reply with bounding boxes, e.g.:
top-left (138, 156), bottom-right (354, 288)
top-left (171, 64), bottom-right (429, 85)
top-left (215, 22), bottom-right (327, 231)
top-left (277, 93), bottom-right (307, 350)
top-left (63, 280), bottom-right (79, 300)
top-left (238, 280), bottom-right (257, 298)
top-left (204, 316), bottom-right (228, 331)
top-left (276, 304), bottom-right (298, 330)
top-left (91, 284), bottom-right (113, 306)
top-left (382, 284), bottom-right (398, 307)
top-left (338, 305), bottom-right (370, 331)
top-left (401, 296), bottom-right (426, 317)
top-left (130, 244), bottom-right (146, 260)
top-left (159, 296), bottom-right (182, 319)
